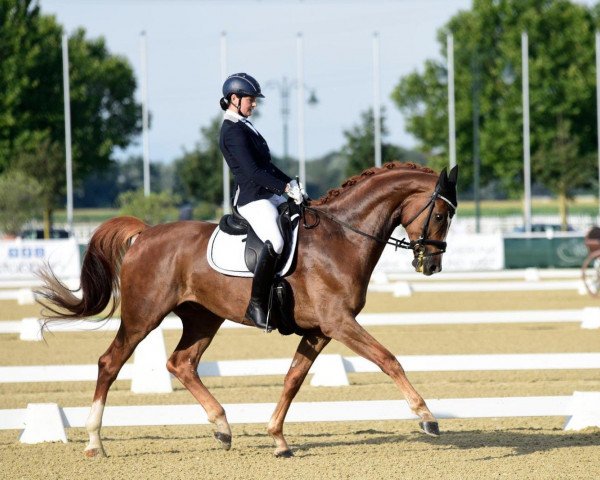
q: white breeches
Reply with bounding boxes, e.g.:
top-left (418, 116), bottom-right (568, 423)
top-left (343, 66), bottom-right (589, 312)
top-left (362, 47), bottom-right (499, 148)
top-left (237, 195), bottom-right (287, 254)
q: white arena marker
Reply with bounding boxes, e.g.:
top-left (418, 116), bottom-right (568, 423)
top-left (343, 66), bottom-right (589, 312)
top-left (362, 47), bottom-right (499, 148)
top-left (19, 403), bottom-right (67, 444)
top-left (131, 327), bottom-right (173, 394)
top-left (17, 288), bottom-right (35, 305)
top-left (392, 281), bottom-right (412, 297)
top-left (564, 391), bottom-right (600, 431)
top-left (524, 267), bottom-right (540, 281)
top-left (310, 354), bottom-right (349, 387)
top-left (371, 271), bottom-right (388, 285)
top-left (19, 318), bottom-right (43, 341)
top-left (581, 307), bottom-right (600, 329)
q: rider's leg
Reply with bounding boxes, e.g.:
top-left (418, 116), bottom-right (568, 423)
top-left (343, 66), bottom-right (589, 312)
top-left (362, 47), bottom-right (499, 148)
top-left (237, 197), bottom-right (285, 330)
top-left (245, 240), bottom-right (279, 329)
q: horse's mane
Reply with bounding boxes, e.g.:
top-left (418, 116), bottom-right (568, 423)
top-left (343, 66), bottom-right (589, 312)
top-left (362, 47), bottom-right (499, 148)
top-left (312, 162), bottom-right (436, 206)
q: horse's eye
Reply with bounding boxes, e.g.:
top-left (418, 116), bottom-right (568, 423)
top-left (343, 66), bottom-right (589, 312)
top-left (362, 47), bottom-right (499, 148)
top-left (435, 213), bottom-right (444, 222)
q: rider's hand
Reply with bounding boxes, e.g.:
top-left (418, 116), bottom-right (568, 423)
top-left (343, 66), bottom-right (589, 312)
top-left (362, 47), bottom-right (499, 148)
top-left (286, 181), bottom-right (303, 205)
top-left (298, 181), bottom-right (310, 202)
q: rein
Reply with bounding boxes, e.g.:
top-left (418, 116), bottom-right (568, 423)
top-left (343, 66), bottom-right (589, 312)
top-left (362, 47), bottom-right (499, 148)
top-left (301, 186), bottom-right (455, 261)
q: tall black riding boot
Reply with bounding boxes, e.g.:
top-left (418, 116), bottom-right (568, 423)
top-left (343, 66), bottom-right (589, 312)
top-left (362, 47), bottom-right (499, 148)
top-left (245, 241), bottom-right (279, 331)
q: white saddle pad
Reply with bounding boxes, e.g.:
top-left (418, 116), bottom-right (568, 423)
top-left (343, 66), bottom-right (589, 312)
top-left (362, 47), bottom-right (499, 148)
top-left (206, 219), bottom-right (300, 278)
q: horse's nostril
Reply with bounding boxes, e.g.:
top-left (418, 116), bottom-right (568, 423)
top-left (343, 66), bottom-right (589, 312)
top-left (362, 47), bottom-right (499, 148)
top-left (429, 264), bottom-right (440, 274)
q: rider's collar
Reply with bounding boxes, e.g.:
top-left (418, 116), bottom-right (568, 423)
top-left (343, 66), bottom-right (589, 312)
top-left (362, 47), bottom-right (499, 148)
top-left (224, 110), bottom-right (246, 122)
top-left (224, 110), bottom-right (258, 135)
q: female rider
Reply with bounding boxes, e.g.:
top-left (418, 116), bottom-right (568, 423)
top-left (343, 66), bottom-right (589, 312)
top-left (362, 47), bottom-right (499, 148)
top-left (219, 72), bottom-right (303, 331)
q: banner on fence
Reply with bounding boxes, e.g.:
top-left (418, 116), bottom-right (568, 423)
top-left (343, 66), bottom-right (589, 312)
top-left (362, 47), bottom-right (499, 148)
top-left (0, 238), bottom-right (80, 281)
top-left (375, 232), bottom-right (504, 272)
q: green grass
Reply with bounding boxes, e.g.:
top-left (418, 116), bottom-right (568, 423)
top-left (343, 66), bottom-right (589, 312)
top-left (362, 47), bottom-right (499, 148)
top-left (45, 197), bottom-right (600, 224)
top-left (454, 198), bottom-right (598, 217)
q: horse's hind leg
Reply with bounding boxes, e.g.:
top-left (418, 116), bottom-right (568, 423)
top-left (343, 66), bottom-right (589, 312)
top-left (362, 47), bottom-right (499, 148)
top-left (267, 333), bottom-right (330, 457)
top-left (85, 324), bottom-right (152, 457)
top-left (166, 306), bottom-right (231, 449)
top-left (324, 315), bottom-right (439, 436)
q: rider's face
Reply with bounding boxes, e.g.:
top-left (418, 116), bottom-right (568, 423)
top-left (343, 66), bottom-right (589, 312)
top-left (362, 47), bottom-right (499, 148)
top-left (232, 95), bottom-right (257, 117)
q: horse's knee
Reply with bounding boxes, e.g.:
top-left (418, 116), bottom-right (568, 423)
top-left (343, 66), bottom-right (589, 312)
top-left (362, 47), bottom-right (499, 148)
top-left (166, 353), bottom-right (199, 384)
top-left (380, 353), bottom-right (403, 375)
top-left (97, 353), bottom-right (119, 381)
top-left (283, 370), bottom-right (304, 394)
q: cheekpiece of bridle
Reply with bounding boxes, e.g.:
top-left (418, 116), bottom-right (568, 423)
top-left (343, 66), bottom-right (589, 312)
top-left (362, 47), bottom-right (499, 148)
top-left (301, 178), bottom-right (457, 273)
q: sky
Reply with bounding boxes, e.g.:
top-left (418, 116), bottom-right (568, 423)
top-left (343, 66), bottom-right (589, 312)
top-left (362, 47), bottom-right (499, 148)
top-left (40, 0), bottom-right (597, 165)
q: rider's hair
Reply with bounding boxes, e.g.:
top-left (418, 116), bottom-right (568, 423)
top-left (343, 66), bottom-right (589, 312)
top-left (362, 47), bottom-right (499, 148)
top-left (219, 96), bottom-right (230, 111)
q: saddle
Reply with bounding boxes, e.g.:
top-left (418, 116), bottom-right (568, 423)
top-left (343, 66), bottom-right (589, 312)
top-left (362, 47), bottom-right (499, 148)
top-left (207, 200), bottom-right (307, 336)
top-left (218, 202), bottom-right (298, 273)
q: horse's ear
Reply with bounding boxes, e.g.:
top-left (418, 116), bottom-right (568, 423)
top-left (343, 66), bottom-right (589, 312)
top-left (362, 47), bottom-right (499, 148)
top-left (437, 168), bottom-right (448, 187)
top-left (448, 165), bottom-right (458, 184)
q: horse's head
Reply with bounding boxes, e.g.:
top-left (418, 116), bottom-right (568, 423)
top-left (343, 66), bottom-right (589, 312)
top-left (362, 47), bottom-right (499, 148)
top-left (401, 165), bottom-right (458, 276)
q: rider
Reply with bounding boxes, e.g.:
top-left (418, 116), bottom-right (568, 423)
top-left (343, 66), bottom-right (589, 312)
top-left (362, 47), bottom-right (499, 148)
top-left (219, 72), bottom-right (304, 331)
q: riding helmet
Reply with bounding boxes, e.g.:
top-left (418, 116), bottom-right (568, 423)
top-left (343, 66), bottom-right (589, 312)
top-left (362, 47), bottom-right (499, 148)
top-left (222, 73), bottom-right (265, 99)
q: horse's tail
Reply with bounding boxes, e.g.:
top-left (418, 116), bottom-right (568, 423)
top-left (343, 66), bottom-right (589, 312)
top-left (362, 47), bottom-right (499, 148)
top-left (36, 216), bottom-right (149, 320)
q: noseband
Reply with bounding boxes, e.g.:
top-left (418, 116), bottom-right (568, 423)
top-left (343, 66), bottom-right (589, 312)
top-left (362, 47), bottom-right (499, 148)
top-left (301, 185), bottom-right (456, 265)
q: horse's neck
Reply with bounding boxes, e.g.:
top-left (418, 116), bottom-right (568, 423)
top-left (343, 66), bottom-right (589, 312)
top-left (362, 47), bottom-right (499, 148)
top-left (323, 171), bottom-right (427, 240)
top-left (317, 170), bottom-right (431, 278)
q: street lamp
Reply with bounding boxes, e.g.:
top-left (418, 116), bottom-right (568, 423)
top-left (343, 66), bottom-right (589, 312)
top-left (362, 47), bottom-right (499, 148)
top-left (266, 77), bottom-right (317, 164)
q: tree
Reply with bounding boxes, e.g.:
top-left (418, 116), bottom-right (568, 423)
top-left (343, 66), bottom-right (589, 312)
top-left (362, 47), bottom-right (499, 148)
top-left (533, 117), bottom-right (595, 228)
top-left (11, 130), bottom-right (64, 236)
top-left (392, 0), bottom-right (597, 202)
top-left (0, 0), bottom-right (142, 210)
top-left (342, 108), bottom-right (425, 177)
top-left (117, 189), bottom-right (180, 225)
top-left (174, 116), bottom-right (225, 205)
top-left (0, 170), bottom-right (42, 237)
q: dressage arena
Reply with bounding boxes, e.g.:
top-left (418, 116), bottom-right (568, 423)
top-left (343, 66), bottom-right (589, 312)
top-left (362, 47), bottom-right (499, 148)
top-left (1, 273), bottom-right (599, 479)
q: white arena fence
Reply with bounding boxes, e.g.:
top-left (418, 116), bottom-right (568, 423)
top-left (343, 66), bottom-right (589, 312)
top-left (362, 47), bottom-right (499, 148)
top-left (1, 352), bottom-right (600, 388)
top-left (1, 307), bottom-right (599, 341)
top-left (0, 268), bottom-right (589, 303)
top-left (3, 392), bottom-right (600, 444)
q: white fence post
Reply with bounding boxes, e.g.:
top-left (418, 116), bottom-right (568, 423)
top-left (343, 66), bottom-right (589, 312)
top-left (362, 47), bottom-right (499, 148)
top-left (581, 307), bottom-right (600, 329)
top-left (131, 326), bottom-right (172, 394)
top-left (564, 391), bottom-right (600, 430)
top-left (310, 354), bottom-right (349, 387)
top-left (19, 403), bottom-right (67, 444)
top-left (19, 318), bottom-right (43, 341)
top-left (17, 288), bottom-right (35, 305)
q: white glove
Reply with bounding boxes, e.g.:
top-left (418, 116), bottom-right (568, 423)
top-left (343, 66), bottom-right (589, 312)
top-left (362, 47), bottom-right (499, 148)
top-left (286, 180), bottom-right (303, 205)
top-left (298, 181), bottom-right (309, 201)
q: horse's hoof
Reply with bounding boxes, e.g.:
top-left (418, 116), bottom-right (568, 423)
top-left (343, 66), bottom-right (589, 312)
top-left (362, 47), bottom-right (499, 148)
top-left (84, 447), bottom-right (106, 458)
top-left (419, 421), bottom-right (440, 437)
top-left (274, 449), bottom-right (294, 458)
top-left (214, 431), bottom-right (232, 450)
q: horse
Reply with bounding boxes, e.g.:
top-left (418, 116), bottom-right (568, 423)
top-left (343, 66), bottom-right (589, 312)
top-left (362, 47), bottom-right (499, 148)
top-left (37, 161), bottom-right (458, 458)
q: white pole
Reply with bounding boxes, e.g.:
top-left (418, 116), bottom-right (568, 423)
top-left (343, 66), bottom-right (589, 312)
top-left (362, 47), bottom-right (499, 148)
top-left (447, 33), bottom-right (457, 169)
top-left (296, 32), bottom-right (306, 185)
top-left (522, 32), bottom-right (532, 234)
top-left (373, 32), bottom-right (382, 168)
top-left (140, 31), bottom-right (150, 196)
top-left (61, 34), bottom-right (73, 232)
top-left (596, 31), bottom-right (600, 220)
top-left (221, 31), bottom-right (231, 214)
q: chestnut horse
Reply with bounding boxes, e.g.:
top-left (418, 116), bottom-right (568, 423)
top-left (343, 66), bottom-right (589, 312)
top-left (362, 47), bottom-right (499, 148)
top-left (37, 162), bottom-right (458, 458)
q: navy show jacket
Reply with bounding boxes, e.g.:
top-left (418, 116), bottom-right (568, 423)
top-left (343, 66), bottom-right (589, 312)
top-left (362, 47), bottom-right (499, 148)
top-left (219, 114), bottom-right (291, 206)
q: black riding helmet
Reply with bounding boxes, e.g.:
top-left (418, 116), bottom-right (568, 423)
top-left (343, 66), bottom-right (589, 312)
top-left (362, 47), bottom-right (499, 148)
top-left (220, 73), bottom-right (264, 114)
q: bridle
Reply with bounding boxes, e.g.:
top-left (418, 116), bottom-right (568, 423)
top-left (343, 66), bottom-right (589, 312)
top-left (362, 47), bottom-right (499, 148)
top-left (301, 184), bottom-right (456, 271)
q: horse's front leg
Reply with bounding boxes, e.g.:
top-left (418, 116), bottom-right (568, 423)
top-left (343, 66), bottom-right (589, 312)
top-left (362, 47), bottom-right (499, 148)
top-left (267, 333), bottom-right (331, 457)
top-left (322, 314), bottom-right (439, 436)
